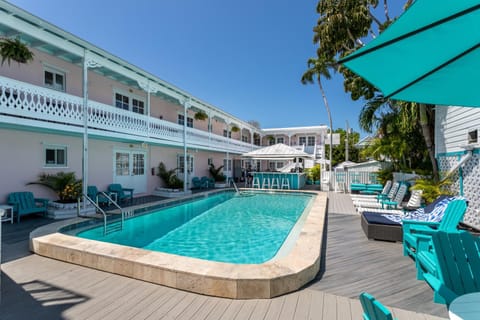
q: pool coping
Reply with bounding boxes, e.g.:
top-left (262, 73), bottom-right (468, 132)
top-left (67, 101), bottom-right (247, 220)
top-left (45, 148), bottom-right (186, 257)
top-left (29, 190), bottom-right (327, 299)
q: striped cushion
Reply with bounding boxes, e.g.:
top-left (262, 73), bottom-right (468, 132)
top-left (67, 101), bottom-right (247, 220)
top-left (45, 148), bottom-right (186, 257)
top-left (381, 196), bottom-right (465, 225)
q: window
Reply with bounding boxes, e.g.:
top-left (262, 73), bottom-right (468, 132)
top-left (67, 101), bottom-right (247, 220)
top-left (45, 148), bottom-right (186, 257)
top-left (276, 162), bottom-right (284, 169)
top-left (223, 130), bottom-right (231, 138)
top-left (254, 135), bottom-right (260, 146)
top-left (44, 68), bottom-right (65, 91)
top-left (115, 152), bottom-right (130, 176)
top-left (299, 137), bottom-right (307, 145)
top-left (468, 129), bottom-right (478, 144)
top-left (114, 92), bottom-right (145, 114)
top-left (178, 114), bottom-right (193, 128)
top-left (45, 145), bottom-right (67, 167)
top-left (223, 159), bottom-right (232, 171)
top-left (277, 137), bottom-right (284, 144)
top-left (307, 136), bottom-right (316, 146)
top-left (115, 93), bottom-right (129, 110)
top-left (242, 135), bottom-right (248, 142)
top-left (132, 98), bottom-right (145, 114)
top-left (208, 158), bottom-right (213, 166)
top-left (177, 154), bottom-right (194, 174)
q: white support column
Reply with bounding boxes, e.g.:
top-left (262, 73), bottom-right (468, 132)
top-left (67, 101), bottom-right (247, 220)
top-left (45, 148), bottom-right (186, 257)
top-left (137, 80), bottom-right (160, 138)
top-left (183, 99), bottom-right (190, 193)
top-left (82, 51), bottom-right (102, 208)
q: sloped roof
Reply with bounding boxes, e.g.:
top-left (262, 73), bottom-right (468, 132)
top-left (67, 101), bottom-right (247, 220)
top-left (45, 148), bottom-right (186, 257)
top-left (242, 143), bottom-right (313, 159)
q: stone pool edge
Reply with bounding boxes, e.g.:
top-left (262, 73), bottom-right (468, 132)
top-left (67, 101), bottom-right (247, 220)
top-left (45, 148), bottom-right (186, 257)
top-left (30, 191), bottom-right (327, 299)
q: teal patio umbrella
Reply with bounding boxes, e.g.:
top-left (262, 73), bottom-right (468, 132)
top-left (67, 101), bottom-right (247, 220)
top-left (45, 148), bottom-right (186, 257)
top-left (340, 0), bottom-right (480, 107)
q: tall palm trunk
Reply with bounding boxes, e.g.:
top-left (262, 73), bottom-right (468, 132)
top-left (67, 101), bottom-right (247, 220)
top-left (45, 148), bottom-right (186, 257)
top-left (318, 76), bottom-right (333, 185)
top-left (419, 103), bottom-right (439, 181)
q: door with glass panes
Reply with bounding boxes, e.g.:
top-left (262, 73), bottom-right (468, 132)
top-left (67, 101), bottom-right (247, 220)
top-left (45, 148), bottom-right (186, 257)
top-left (114, 150), bottom-right (147, 193)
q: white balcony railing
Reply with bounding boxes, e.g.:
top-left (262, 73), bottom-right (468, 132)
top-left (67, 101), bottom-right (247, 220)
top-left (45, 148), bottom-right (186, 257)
top-left (0, 76), bottom-right (256, 154)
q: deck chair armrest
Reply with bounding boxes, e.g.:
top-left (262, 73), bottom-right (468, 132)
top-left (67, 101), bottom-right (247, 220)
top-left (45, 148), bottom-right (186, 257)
top-left (7, 200), bottom-right (20, 212)
top-left (423, 273), bottom-right (458, 306)
top-left (402, 220), bottom-right (439, 228)
top-left (34, 198), bottom-right (50, 206)
top-left (122, 188), bottom-right (134, 195)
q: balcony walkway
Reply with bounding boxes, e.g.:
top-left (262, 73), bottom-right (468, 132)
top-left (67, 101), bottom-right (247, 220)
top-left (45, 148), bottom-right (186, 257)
top-left (0, 191), bottom-right (448, 319)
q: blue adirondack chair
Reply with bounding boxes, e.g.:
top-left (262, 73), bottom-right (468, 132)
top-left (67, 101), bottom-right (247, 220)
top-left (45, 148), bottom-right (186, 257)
top-left (7, 191), bottom-right (49, 223)
top-left (108, 184), bottom-right (134, 203)
top-left (418, 230), bottom-right (480, 305)
top-left (87, 186), bottom-right (110, 206)
top-left (191, 177), bottom-right (202, 189)
top-left (359, 292), bottom-right (396, 320)
top-left (403, 199), bottom-right (467, 262)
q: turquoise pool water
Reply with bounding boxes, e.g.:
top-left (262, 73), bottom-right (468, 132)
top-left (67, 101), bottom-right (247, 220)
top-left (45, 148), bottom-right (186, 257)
top-left (75, 191), bottom-right (314, 264)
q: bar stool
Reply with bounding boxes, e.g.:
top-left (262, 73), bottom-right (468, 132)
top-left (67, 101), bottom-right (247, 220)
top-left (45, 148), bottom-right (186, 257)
top-left (252, 177), bottom-right (261, 188)
top-left (262, 176), bottom-right (270, 189)
top-left (270, 176), bottom-right (280, 189)
top-left (281, 175), bottom-right (290, 189)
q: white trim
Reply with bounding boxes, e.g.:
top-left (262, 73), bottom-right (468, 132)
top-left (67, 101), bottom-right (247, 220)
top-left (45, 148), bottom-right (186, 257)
top-left (43, 65), bottom-right (66, 92)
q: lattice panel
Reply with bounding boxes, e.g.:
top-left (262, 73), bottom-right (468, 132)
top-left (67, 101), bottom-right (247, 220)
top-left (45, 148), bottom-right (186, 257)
top-left (439, 154), bottom-right (480, 228)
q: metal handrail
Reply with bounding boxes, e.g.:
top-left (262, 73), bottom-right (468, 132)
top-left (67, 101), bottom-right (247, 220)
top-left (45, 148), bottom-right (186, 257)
top-left (79, 193), bottom-right (125, 235)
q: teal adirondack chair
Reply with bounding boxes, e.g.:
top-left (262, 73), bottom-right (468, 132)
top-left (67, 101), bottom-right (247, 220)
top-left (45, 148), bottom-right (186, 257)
top-left (108, 184), bottom-right (134, 203)
top-left (87, 186), bottom-right (110, 206)
top-left (359, 292), bottom-right (396, 320)
top-left (403, 199), bottom-right (467, 263)
top-left (191, 177), bottom-right (202, 189)
top-left (418, 230), bottom-right (480, 305)
top-left (7, 191), bottom-right (49, 223)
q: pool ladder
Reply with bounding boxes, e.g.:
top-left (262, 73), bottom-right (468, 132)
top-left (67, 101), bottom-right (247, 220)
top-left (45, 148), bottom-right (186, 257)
top-left (80, 193), bottom-right (127, 235)
top-left (229, 178), bottom-right (240, 193)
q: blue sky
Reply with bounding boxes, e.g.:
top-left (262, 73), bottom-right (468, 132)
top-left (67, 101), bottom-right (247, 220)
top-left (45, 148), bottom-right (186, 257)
top-left (8, 0), bottom-right (403, 137)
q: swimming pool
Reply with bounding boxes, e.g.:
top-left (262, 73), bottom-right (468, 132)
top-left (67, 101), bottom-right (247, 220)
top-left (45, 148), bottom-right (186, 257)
top-left (30, 189), bottom-right (327, 299)
top-left (74, 191), bottom-right (313, 264)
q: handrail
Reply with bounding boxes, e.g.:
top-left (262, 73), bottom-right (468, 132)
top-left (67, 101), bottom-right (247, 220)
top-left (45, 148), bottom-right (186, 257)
top-left (79, 193), bottom-right (125, 235)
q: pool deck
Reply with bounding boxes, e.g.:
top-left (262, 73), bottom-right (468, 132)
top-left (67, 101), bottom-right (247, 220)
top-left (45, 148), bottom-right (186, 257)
top-left (1, 191), bottom-right (449, 319)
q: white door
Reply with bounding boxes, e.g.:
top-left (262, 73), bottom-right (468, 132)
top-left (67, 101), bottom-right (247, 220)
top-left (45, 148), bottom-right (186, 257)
top-left (114, 150), bottom-right (147, 193)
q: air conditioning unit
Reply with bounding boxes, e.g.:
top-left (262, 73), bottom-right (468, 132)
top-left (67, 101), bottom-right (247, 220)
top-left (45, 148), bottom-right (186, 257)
top-left (467, 129), bottom-right (478, 144)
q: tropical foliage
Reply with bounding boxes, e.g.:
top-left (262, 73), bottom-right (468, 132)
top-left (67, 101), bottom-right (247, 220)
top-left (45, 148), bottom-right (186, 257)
top-left (157, 162), bottom-right (184, 189)
top-left (411, 178), bottom-right (453, 204)
top-left (307, 0), bottom-right (438, 180)
top-left (0, 37), bottom-right (34, 66)
top-left (209, 163), bottom-right (226, 182)
top-left (28, 172), bottom-right (82, 203)
top-left (194, 110), bottom-right (208, 121)
top-left (328, 128), bottom-right (361, 167)
top-left (305, 164), bottom-right (321, 183)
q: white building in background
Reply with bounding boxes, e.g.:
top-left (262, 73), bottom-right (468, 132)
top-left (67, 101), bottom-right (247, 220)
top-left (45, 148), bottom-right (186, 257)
top-left (435, 105), bottom-right (480, 229)
top-left (0, 1), bottom-right (333, 201)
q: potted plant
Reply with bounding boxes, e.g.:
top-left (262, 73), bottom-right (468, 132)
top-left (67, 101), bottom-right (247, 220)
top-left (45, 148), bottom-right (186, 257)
top-left (209, 163), bottom-right (227, 188)
top-left (157, 162), bottom-right (184, 190)
top-left (194, 110), bottom-right (208, 121)
top-left (27, 172), bottom-right (95, 218)
top-left (28, 172), bottom-right (82, 203)
top-left (231, 125), bottom-right (240, 133)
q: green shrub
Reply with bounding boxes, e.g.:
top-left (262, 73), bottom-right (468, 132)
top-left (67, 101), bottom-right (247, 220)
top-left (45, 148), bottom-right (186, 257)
top-left (157, 162), bottom-right (184, 189)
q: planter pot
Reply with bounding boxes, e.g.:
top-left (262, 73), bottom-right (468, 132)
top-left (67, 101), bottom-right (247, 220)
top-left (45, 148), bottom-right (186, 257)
top-left (153, 187), bottom-right (192, 198)
top-left (47, 201), bottom-right (96, 219)
top-left (214, 183), bottom-right (227, 188)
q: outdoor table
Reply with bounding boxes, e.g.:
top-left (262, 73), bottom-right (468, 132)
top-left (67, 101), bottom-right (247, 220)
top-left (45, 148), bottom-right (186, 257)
top-left (448, 292), bottom-right (480, 320)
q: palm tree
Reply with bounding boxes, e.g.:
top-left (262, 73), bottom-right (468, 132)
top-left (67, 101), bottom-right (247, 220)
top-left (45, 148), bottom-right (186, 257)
top-left (301, 56), bottom-right (335, 184)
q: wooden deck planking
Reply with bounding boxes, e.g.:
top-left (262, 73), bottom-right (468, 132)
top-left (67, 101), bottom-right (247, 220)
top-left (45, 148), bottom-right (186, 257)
top-left (0, 193), bottom-right (450, 320)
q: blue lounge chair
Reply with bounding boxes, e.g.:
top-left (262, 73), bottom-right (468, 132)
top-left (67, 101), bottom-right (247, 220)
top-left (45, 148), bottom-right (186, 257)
top-left (108, 184), bottom-right (134, 203)
top-left (7, 191), bottom-right (49, 223)
top-left (359, 292), bottom-right (396, 320)
top-left (417, 230), bottom-right (480, 305)
top-left (403, 199), bottom-right (467, 263)
top-left (87, 186), bottom-right (110, 206)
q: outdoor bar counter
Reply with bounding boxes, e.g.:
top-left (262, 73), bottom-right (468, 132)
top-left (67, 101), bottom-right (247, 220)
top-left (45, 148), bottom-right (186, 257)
top-left (252, 172), bottom-right (306, 190)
